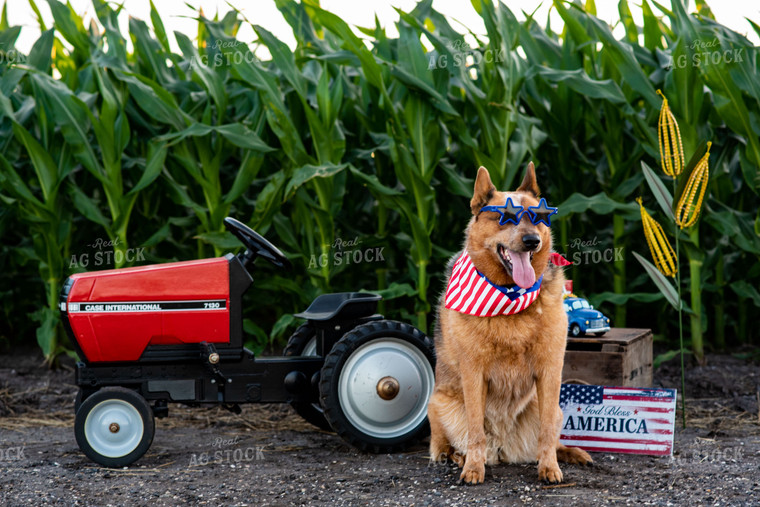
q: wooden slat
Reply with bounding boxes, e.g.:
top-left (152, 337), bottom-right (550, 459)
top-left (562, 328), bottom-right (653, 387)
top-left (622, 332), bottom-right (653, 387)
top-left (566, 327), bottom-right (652, 346)
top-left (562, 351), bottom-right (624, 386)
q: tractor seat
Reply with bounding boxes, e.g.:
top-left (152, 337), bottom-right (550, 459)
top-left (294, 292), bottom-right (381, 322)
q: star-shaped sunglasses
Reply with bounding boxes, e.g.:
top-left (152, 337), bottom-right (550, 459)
top-left (480, 197), bottom-right (558, 227)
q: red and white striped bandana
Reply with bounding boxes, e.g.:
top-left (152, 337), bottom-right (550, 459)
top-left (444, 251), bottom-right (543, 317)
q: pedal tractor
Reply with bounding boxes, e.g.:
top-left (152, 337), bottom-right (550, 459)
top-left (60, 217), bottom-right (435, 467)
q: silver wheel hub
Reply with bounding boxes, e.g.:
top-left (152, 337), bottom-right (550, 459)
top-left (338, 338), bottom-right (434, 439)
top-left (84, 399), bottom-right (143, 458)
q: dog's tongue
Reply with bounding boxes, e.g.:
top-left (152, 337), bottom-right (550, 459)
top-left (509, 250), bottom-right (536, 289)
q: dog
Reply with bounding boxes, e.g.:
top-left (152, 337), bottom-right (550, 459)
top-left (427, 163), bottom-right (592, 484)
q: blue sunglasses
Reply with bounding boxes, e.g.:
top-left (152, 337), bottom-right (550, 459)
top-left (480, 197), bottom-right (558, 227)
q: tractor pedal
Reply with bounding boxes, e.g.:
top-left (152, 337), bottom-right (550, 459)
top-left (152, 400), bottom-right (169, 419)
top-left (222, 403), bottom-right (242, 415)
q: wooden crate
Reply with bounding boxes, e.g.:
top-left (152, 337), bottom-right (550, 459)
top-left (562, 328), bottom-right (653, 387)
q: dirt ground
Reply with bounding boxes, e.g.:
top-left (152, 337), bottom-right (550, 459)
top-left (0, 347), bottom-right (758, 506)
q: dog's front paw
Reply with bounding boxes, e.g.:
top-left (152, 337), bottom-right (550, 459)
top-left (557, 446), bottom-right (593, 466)
top-left (538, 462), bottom-right (563, 484)
top-left (460, 460), bottom-right (485, 484)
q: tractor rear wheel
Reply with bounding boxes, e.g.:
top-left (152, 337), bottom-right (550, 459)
top-left (319, 320), bottom-right (435, 453)
top-left (284, 324), bottom-right (332, 431)
top-left (75, 387), bottom-right (155, 467)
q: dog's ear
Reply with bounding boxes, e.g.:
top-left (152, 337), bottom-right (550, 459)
top-left (516, 161), bottom-right (540, 197)
top-left (470, 166), bottom-right (496, 215)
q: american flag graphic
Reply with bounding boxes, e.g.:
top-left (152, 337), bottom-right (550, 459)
top-left (444, 252), bottom-right (542, 317)
top-left (559, 384), bottom-right (677, 456)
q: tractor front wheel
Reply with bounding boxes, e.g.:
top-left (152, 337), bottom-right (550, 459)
top-left (319, 320), bottom-right (435, 453)
top-left (74, 387), bottom-right (155, 467)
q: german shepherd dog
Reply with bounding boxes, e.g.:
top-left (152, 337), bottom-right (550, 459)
top-left (428, 163), bottom-right (592, 484)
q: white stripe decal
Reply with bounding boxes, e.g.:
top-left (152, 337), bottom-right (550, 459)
top-left (67, 300), bottom-right (227, 313)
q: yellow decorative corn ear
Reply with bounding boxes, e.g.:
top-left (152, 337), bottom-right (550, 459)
top-left (637, 197), bottom-right (678, 277)
top-left (657, 89), bottom-right (685, 177)
top-left (675, 142), bottom-right (711, 229)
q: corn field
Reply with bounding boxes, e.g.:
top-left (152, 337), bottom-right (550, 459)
top-left (0, 0), bottom-right (758, 364)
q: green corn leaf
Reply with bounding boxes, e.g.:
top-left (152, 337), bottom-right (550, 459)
top-left (93, 0), bottom-right (127, 64)
top-left (557, 192), bottom-right (639, 218)
top-left (0, 25), bottom-right (21, 50)
top-left (730, 281), bottom-right (760, 307)
top-left (129, 16), bottom-right (172, 84)
top-left (29, 73), bottom-right (105, 181)
top-left (705, 204), bottom-right (760, 255)
top-left (223, 151), bottom-right (265, 205)
top-left (11, 122), bottom-right (59, 202)
top-left (552, 0), bottom-right (591, 46)
top-left (0, 3), bottom-right (9, 30)
top-left (69, 184), bottom-right (111, 230)
top-left (667, 38), bottom-right (703, 127)
top-left (348, 166), bottom-right (402, 196)
top-left (253, 24), bottom-right (308, 99)
top-left (251, 171), bottom-right (286, 233)
top-left (195, 231), bottom-right (240, 249)
top-left (632, 251), bottom-right (680, 310)
top-left (28, 0), bottom-right (48, 32)
top-left (155, 122), bottom-right (273, 152)
top-left (748, 18), bottom-right (760, 40)
top-left (129, 141), bottom-right (168, 195)
top-left (654, 349), bottom-right (688, 369)
top-left (27, 28), bottom-right (54, 72)
top-left (215, 123), bottom-right (274, 152)
top-left (149, 0), bottom-right (171, 53)
top-left (617, 0), bottom-right (638, 44)
top-left (641, 161), bottom-right (675, 221)
top-left (536, 66), bottom-right (628, 104)
top-left (113, 70), bottom-right (189, 130)
top-left (32, 306), bottom-right (59, 361)
top-left (227, 49), bottom-right (308, 164)
top-left (0, 152), bottom-right (45, 210)
top-left (140, 221), bottom-right (171, 248)
top-left (588, 15), bottom-right (659, 109)
top-left (440, 162), bottom-right (474, 199)
top-left (304, 4), bottom-right (384, 90)
top-left (284, 163), bottom-right (348, 201)
top-left (45, 0), bottom-right (91, 55)
top-left (388, 65), bottom-right (458, 116)
top-left (270, 313), bottom-right (296, 342)
top-left (387, 195), bottom-right (432, 263)
top-left (641, 0), bottom-right (663, 50)
top-left (163, 177), bottom-right (209, 227)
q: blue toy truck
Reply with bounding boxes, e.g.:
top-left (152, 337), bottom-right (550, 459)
top-left (564, 296), bottom-right (610, 337)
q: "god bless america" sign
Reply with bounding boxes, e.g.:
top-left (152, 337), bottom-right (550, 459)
top-left (559, 384), bottom-right (676, 456)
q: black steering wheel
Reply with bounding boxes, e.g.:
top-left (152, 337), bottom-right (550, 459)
top-left (224, 217), bottom-right (291, 270)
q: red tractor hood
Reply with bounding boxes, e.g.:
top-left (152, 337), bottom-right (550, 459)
top-left (62, 257), bottom-right (232, 363)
